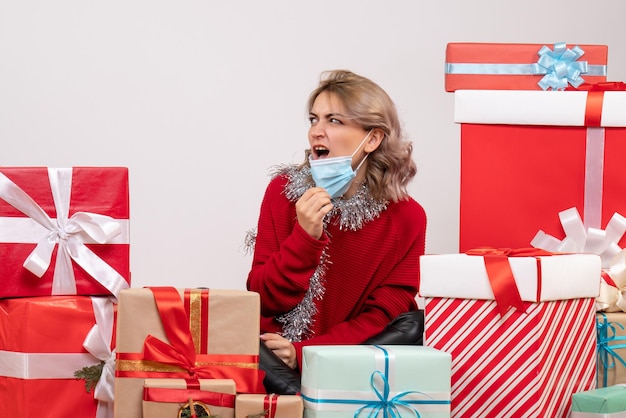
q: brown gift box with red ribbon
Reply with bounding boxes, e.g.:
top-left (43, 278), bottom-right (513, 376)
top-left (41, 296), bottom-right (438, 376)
top-left (454, 82), bottom-right (626, 253)
top-left (142, 378), bottom-right (236, 418)
top-left (114, 287), bottom-right (265, 418)
top-left (235, 393), bottom-right (304, 418)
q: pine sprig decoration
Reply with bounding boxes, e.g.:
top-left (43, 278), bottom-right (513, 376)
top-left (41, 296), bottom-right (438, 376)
top-left (74, 361), bottom-right (105, 393)
top-left (247, 410), bottom-right (269, 418)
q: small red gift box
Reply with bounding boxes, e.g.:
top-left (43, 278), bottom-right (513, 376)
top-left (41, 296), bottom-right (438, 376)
top-left (0, 167), bottom-right (130, 298)
top-left (0, 295), bottom-right (117, 418)
top-left (455, 86), bottom-right (626, 255)
top-left (445, 42), bottom-right (608, 91)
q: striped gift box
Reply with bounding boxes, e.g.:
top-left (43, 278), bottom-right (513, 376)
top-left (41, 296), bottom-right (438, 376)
top-left (420, 252), bottom-right (602, 418)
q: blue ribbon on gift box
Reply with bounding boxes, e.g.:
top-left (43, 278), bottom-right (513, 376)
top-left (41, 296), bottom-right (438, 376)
top-left (302, 345), bottom-right (450, 418)
top-left (597, 313), bottom-right (626, 387)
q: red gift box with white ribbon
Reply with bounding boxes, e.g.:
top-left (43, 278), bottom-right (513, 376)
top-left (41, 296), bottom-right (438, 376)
top-left (0, 295), bottom-right (117, 418)
top-left (456, 84), bottom-right (626, 255)
top-left (0, 167), bottom-right (130, 298)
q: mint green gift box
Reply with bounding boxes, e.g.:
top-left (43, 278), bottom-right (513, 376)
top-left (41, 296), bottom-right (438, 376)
top-left (301, 345), bottom-right (451, 418)
top-left (571, 385), bottom-right (626, 417)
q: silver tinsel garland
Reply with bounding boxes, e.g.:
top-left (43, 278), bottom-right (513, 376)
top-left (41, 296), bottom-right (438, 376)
top-left (249, 164), bottom-right (388, 342)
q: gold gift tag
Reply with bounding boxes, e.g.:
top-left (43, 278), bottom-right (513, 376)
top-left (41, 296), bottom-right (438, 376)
top-left (177, 398), bottom-right (213, 418)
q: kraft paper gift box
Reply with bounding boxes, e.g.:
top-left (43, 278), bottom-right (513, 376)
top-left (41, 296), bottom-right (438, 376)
top-left (419, 251), bottom-right (602, 418)
top-left (0, 167), bottom-right (130, 298)
top-left (0, 295), bottom-right (117, 418)
top-left (597, 312), bottom-right (626, 388)
top-left (300, 345), bottom-right (452, 418)
top-left (114, 287), bottom-right (265, 418)
top-left (142, 378), bottom-right (236, 418)
top-left (571, 385), bottom-right (626, 417)
top-left (444, 42), bottom-right (607, 91)
top-left (455, 86), bottom-right (626, 255)
top-left (235, 393), bottom-right (304, 418)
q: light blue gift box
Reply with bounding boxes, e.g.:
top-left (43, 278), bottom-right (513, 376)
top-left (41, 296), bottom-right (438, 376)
top-left (571, 385), bottom-right (626, 417)
top-left (301, 345), bottom-right (451, 418)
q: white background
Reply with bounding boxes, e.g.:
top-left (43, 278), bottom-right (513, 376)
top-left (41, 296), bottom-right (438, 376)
top-left (1, 0), bottom-right (625, 290)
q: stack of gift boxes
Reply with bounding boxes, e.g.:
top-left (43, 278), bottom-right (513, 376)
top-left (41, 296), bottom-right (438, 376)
top-left (0, 167), bottom-right (130, 417)
top-left (418, 41), bottom-right (626, 417)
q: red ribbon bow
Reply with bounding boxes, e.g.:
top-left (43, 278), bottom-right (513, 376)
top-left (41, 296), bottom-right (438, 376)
top-left (465, 248), bottom-right (553, 317)
top-left (140, 287), bottom-right (265, 393)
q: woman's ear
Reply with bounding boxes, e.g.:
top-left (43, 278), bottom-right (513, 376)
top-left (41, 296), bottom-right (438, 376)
top-left (364, 128), bottom-right (385, 153)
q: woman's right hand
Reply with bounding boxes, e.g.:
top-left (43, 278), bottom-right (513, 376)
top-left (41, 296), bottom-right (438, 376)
top-left (295, 187), bottom-right (333, 239)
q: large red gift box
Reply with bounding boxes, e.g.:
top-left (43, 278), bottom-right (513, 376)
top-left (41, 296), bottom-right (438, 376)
top-left (419, 251), bottom-right (602, 417)
top-left (0, 167), bottom-right (130, 298)
top-left (445, 42), bottom-right (608, 91)
top-left (0, 295), bottom-right (116, 418)
top-left (456, 88), bottom-right (626, 255)
top-left (114, 287), bottom-right (265, 418)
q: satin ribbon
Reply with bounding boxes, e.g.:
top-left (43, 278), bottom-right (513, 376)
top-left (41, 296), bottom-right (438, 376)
top-left (301, 345), bottom-right (450, 417)
top-left (534, 42), bottom-right (589, 90)
top-left (596, 313), bottom-right (626, 387)
top-left (116, 287), bottom-right (265, 393)
top-left (0, 168), bottom-right (129, 298)
top-left (444, 43), bottom-right (606, 90)
top-left (82, 297), bottom-right (116, 418)
top-left (142, 386), bottom-right (235, 408)
top-left (532, 208), bottom-right (626, 269)
top-left (464, 248), bottom-right (553, 316)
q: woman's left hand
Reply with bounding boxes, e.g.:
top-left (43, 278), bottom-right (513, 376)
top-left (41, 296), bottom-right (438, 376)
top-left (260, 333), bottom-right (297, 369)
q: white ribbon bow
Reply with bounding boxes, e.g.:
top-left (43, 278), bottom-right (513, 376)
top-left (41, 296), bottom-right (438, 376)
top-left (531, 207), bottom-right (626, 311)
top-left (0, 168), bottom-right (129, 299)
top-left (83, 297), bottom-right (116, 418)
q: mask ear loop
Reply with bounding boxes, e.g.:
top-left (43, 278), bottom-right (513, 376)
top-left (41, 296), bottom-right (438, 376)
top-left (352, 130), bottom-right (374, 172)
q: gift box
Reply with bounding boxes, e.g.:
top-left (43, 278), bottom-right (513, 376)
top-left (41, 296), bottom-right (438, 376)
top-left (597, 312), bottom-right (626, 388)
top-left (444, 42), bottom-right (608, 91)
top-left (571, 385), bottom-right (626, 417)
top-left (0, 167), bottom-right (130, 298)
top-left (142, 378), bottom-right (236, 418)
top-left (300, 345), bottom-right (451, 418)
top-left (420, 251), bottom-right (602, 417)
top-left (114, 287), bottom-right (265, 418)
top-left (235, 393), bottom-right (304, 418)
top-left (455, 86), bottom-right (626, 255)
top-left (0, 295), bottom-right (116, 418)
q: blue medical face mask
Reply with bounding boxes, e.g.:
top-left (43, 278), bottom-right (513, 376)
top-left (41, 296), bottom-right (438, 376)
top-left (309, 130), bottom-right (373, 198)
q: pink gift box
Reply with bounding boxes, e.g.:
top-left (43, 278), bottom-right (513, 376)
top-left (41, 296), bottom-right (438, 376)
top-left (0, 167), bottom-right (130, 298)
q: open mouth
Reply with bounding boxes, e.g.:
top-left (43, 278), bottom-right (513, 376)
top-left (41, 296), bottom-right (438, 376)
top-left (312, 146), bottom-right (330, 159)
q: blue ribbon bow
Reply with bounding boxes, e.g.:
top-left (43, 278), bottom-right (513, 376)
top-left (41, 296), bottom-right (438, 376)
top-left (596, 313), bottom-right (626, 387)
top-left (533, 42), bottom-right (588, 90)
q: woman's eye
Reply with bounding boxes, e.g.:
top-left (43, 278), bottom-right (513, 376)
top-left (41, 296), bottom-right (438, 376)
top-left (309, 117), bottom-right (318, 125)
top-left (329, 117), bottom-right (342, 124)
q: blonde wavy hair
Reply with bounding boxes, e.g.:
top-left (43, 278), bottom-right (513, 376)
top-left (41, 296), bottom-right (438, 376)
top-left (304, 69), bottom-right (416, 202)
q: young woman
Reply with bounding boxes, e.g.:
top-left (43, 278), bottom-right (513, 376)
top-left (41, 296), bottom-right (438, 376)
top-left (247, 69), bottom-right (426, 387)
